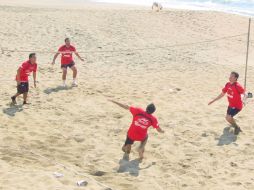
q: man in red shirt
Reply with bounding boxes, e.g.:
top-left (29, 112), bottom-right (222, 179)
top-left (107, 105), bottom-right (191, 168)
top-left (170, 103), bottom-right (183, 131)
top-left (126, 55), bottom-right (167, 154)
top-left (208, 72), bottom-right (245, 135)
top-left (110, 100), bottom-right (164, 160)
top-left (52, 38), bottom-right (84, 87)
top-left (11, 53), bottom-right (37, 105)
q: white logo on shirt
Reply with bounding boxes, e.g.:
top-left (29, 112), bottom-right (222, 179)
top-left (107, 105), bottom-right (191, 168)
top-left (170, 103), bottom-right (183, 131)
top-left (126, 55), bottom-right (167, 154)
top-left (227, 87), bottom-right (234, 99)
top-left (134, 118), bottom-right (150, 129)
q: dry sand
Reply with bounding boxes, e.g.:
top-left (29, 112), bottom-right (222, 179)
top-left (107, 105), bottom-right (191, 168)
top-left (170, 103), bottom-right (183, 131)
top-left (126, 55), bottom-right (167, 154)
top-left (0, 1), bottom-right (254, 190)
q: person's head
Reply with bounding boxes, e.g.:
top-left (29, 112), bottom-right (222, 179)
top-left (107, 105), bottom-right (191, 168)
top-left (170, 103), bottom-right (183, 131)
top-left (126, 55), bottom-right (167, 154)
top-left (229, 71), bottom-right (239, 83)
top-left (65, 38), bottom-right (70, 46)
top-left (146, 103), bottom-right (156, 114)
top-left (29, 53), bottom-right (36, 64)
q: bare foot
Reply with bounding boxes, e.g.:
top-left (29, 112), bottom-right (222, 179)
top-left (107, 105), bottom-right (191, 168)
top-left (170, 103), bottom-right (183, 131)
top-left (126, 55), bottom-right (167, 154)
top-left (11, 97), bottom-right (17, 105)
top-left (122, 146), bottom-right (126, 153)
top-left (122, 145), bottom-right (131, 154)
top-left (138, 148), bottom-right (144, 161)
top-left (234, 126), bottom-right (242, 135)
top-left (72, 83), bottom-right (78, 87)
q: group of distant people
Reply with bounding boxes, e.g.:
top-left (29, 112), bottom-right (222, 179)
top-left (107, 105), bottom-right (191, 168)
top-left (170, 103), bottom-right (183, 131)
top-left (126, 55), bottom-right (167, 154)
top-left (9, 37), bottom-right (249, 160)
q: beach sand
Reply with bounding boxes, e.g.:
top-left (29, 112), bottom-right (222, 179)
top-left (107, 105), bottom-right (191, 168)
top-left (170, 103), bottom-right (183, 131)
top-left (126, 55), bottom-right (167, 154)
top-left (0, 1), bottom-right (254, 190)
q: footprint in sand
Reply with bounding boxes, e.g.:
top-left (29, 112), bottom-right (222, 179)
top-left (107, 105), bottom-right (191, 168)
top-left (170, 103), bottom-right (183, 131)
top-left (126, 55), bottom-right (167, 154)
top-left (90, 170), bottom-right (106, 177)
top-left (113, 113), bottom-right (124, 119)
top-left (73, 136), bottom-right (85, 143)
top-left (230, 162), bottom-right (238, 167)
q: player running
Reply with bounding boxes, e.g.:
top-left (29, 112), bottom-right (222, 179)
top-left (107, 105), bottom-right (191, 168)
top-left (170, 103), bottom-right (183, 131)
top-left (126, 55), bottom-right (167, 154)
top-left (11, 53), bottom-right (37, 105)
top-left (52, 38), bottom-right (84, 87)
top-left (110, 100), bottom-right (164, 160)
top-left (208, 72), bottom-right (245, 135)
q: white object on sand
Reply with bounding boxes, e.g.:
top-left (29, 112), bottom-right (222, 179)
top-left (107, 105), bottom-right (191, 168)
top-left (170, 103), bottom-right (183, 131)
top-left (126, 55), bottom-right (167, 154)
top-left (77, 180), bottom-right (88, 186)
top-left (53, 172), bottom-right (64, 178)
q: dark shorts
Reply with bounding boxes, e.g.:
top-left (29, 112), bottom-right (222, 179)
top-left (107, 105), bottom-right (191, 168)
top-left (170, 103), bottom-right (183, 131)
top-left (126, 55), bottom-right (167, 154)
top-left (124, 135), bottom-right (148, 146)
top-left (227, 107), bottom-right (241, 117)
top-left (61, 61), bottom-right (75, 69)
top-left (17, 82), bottom-right (29, 94)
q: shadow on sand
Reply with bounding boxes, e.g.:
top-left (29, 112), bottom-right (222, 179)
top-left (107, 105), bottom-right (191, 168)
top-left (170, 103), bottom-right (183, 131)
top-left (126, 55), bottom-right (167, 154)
top-left (216, 127), bottom-right (237, 146)
top-left (43, 86), bottom-right (73, 95)
top-left (2, 104), bottom-right (23, 117)
top-left (117, 154), bottom-right (155, 176)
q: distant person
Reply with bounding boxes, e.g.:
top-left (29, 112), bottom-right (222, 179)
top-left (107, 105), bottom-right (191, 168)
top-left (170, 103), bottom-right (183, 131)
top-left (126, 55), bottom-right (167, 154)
top-left (11, 53), bottom-right (37, 105)
top-left (208, 72), bottom-right (245, 135)
top-left (52, 38), bottom-right (84, 87)
top-left (152, 2), bottom-right (163, 12)
top-left (110, 100), bottom-right (164, 161)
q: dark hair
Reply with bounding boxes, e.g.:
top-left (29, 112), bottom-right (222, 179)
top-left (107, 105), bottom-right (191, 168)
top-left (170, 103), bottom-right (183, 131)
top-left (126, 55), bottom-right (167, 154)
top-left (65, 38), bottom-right (70, 42)
top-left (146, 103), bottom-right (156, 114)
top-left (231, 71), bottom-right (239, 80)
top-left (29, 53), bottom-right (36, 59)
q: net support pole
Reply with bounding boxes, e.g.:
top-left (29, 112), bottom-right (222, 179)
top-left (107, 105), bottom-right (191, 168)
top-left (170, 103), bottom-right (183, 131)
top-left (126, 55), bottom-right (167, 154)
top-left (244, 18), bottom-right (251, 89)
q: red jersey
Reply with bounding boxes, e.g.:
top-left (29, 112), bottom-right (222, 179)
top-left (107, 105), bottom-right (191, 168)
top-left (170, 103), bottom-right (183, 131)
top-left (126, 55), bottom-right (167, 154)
top-left (222, 82), bottom-right (245, 110)
top-left (127, 106), bottom-right (159, 141)
top-left (58, 45), bottom-right (76, 65)
top-left (16, 60), bottom-right (37, 82)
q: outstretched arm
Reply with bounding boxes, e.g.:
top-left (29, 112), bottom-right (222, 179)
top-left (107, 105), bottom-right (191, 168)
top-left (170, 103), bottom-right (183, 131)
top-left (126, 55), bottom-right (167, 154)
top-left (208, 92), bottom-right (225, 105)
top-left (109, 100), bottom-right (129, 110)
top-left (52, 53), bottom-right (60, 65)
top-left (16, 68), bottom-right (21, 85)
top-left (156, 127), bottom-right (164, 133)
top-left (75, 52), bottom-right (84, 62)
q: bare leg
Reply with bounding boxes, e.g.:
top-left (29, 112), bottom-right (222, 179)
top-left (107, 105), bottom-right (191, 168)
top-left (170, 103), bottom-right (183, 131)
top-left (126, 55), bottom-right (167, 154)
top-left (61, 68), bottom-right (67, 87)
top-left (62, 68), bottom-right (67, 81)
top-left (23, 92), bottom-right (28, 104)
top-left (70, 66), bottom-right (78, 86)
top-left (226, 114), bottom-right (237, 127)
top-left (11, 93), bottom-right (21, 104)
top-left (122, 144), bottom-right (131, 160)
top-left (70, 66), bottom-right (77, 79)
top-left (138, 137), bottom-right (148, 160)
top-left (12, 93), bottom-right (21, 98)
top-left (11, 81), bottom-right (23, 104)
top-left (122, 144), bottom-right (131, 154)
top-left (226, 115), bottom-right (241, 135)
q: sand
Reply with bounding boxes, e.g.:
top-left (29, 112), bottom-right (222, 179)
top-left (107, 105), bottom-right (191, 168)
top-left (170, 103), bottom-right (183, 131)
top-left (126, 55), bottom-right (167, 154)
top-left (0, 1), bottom-right (254, 190)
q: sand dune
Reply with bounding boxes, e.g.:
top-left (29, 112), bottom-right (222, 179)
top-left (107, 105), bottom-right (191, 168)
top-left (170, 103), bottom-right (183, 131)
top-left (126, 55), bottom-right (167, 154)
top-left (0, 2), bottom-right (254, 190)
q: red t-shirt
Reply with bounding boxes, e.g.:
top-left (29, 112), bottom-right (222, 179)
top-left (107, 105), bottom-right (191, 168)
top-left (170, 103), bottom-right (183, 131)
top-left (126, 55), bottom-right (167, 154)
top-left (58, 45), bottom-right (76, 65)
top-left (222, 82), bottom-right (245, 110)
top-left (16, 60), bottom-right (37, 82)
top-left (127, 106), bottom-right (159, 141)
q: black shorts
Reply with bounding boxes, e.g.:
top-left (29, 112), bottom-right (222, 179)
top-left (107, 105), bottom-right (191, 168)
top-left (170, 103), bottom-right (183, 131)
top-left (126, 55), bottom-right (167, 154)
top-left (124, 135), bottom-right (148, 146)
top-left (227, 107), bottom-right (241, 117)
top-left (17, 82), bottom-right (29, 94)
top-left (61, 61), bottom-right (75, 69)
